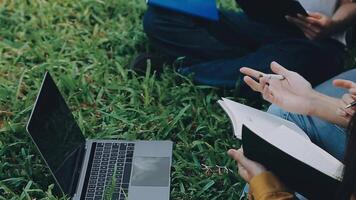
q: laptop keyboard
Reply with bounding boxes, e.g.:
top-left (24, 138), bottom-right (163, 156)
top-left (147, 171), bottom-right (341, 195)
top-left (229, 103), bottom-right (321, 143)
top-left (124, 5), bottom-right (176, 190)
top-left (85, 142), bottom-right (135, 200)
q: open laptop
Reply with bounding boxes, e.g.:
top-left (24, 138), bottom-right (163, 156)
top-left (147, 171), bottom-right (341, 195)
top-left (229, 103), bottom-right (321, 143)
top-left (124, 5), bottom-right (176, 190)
top-left (26, 72), bottom-right (173, 200)
top-left (146, 0), bottom-right (219, 21)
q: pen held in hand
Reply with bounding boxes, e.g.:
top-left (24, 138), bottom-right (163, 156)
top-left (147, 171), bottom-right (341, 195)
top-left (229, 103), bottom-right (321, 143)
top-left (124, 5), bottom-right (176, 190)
top-left (345, 101), bottom-right (356, 109)
top-left (262, 74), bottom-right (285, 80)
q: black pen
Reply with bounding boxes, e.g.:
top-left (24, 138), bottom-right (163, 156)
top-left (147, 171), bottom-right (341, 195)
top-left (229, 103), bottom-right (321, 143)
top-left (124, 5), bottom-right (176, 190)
top-left (345, 101), bottom-right (356, 109)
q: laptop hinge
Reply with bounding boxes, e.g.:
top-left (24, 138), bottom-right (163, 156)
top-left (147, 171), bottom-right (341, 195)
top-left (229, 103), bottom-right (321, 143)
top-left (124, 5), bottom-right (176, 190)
top-left (68, 143), bottom-right (86, 196)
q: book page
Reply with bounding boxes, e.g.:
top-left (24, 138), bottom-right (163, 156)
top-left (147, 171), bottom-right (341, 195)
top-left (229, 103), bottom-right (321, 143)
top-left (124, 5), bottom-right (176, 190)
top-left (218, 100), bottom-right (243, 138)
top-left (264, 125), bottom-right (344, 180)
top-left (220, 98), bottom-right (310, 141)
top-left (298, 0), bottom-right (337, 17)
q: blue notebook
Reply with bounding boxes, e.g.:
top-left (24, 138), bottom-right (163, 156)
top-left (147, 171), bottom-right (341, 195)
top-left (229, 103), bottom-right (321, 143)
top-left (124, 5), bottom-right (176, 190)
top-left (146, 0), bottom-right (219, 21)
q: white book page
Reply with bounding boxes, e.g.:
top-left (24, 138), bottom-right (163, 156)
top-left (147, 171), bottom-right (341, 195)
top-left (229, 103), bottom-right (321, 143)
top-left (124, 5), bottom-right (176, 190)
top-left (298, 0), bottom-right (337, 17)
top-left (218, 100), bottom-right (243, 139)
top-left (220, 98), bottom-right (310, 141)
top-left (263, 125), bottom-right (344, 180)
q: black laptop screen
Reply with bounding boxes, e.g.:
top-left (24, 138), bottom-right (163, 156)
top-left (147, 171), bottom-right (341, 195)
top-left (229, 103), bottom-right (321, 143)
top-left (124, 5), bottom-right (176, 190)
top-left (26, 73), bottom-right (85, 196)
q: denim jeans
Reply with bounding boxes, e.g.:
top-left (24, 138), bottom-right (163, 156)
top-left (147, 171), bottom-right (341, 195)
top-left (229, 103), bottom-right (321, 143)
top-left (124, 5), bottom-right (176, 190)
top-left (268, 68), bottom-right (356, 162)
top-left (143, 7), bottom-right (345, 91)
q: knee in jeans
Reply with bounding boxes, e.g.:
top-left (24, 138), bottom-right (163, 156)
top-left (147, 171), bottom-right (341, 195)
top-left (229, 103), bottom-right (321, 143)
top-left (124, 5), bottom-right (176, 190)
top-left (143, 7), bottom-right (160, 37)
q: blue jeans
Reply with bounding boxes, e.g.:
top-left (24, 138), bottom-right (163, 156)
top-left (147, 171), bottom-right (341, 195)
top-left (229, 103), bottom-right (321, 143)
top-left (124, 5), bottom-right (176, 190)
top-left (268, 68), bottom-right (356, 161)
top-left (143, 7), bottom-right (345, 91)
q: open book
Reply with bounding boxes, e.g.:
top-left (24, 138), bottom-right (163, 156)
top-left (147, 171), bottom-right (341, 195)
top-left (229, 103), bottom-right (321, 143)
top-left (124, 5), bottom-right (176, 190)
top-left (218, 98), bottom-right (344, 199)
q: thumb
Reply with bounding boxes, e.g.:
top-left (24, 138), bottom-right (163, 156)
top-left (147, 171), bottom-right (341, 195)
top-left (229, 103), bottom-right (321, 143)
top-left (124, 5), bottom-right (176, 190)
top-left (270, 61), bottom-right (289, 77)
top-left (333, 79), bottom-right (356, 90)
top-left (307, 12), bottom-right (323, 19)
top-left (228, 148), bottom-right (251, 168)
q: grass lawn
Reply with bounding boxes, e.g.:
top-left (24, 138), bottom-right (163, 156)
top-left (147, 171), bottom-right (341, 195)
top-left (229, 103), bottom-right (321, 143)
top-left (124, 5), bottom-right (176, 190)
top-left (0, 0), bottom-right (355, 199)
top-left (0, 0), bottom-right (245, 199)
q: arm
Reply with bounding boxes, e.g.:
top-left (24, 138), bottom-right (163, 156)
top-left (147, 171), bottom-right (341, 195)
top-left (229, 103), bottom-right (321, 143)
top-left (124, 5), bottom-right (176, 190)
top-left (331, 1), bottom-right (356, 33)
top-left (306, 91), bottom-right (349, 127)
top-left (240, 62), bottom-right (355, 127)
top-left (228, 149), bottom-right (294, 200)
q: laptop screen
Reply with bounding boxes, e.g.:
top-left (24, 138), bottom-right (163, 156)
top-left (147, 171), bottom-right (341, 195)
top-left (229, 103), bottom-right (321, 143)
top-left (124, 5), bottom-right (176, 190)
top-left (26, 72), bottom-right (86, 196)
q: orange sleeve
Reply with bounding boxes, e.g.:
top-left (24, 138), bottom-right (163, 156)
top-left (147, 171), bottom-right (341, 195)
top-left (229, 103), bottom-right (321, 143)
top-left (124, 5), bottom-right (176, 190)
top-left (249, 172), bottom-right (294, 200)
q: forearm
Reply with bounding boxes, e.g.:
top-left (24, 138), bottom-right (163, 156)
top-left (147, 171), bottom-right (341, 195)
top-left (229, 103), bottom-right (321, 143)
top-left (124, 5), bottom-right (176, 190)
top-left (308, 91), bottom-right (349, 127)
top-left (332, 2), bottom-right (356, 32)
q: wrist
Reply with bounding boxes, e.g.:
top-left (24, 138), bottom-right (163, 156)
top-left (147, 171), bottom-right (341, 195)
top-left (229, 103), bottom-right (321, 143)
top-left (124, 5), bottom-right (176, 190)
top-left (306, 90), bottom-right (323, 116)
top-left (329, 18), bottom-right (342, 33)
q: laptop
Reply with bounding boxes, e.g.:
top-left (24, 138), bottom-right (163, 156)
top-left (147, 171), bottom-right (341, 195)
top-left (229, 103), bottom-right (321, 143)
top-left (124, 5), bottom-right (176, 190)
top-left (26, 72), bottom-right (173, 200)
top-left (146, 0), bottom-right (219, 21)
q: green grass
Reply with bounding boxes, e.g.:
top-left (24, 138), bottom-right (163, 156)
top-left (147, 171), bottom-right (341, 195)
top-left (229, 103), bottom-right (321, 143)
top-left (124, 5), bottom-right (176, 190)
top-left (0, 0), bottom-right (245, 199)
top-left (0, 0), bottom-right (355, 199)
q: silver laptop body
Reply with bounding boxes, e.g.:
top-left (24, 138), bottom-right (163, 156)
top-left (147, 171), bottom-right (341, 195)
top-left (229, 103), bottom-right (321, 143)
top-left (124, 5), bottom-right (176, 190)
top-left (26, 72), bottom-right (173, 200)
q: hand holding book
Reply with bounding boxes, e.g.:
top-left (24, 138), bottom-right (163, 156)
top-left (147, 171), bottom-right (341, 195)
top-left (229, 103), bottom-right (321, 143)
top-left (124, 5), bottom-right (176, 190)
top-left (285, 12), bottom-right (336, 40)
top-left (227, 148), bottom-right (266, 183)
top-left (219, 99), bottom-right (344, 199)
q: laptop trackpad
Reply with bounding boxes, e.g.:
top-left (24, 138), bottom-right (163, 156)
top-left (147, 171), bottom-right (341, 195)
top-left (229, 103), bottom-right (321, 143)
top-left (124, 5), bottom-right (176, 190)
top-left (131, 157), bottom-right (170, 187)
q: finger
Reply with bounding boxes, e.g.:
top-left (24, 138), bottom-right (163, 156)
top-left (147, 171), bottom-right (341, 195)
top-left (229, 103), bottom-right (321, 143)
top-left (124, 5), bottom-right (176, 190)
top-left (297, 14), bottom-right (323, 27)
top-left (333, 79), bottom-right (356, 90)
top-left (244, 76), bottom-right (262, 92)
top-left (286, 16), bottom-right (311, 29)
top-left (336, 108), bottom-right (349, 118)
top-left (259, 76), bottom-right (269, 89)
top-left (270, 61), bottom-right (290, 77)
top-left (300, 26), bottom-right (318, 38)
top-left (307, 12), bottom-right (323, 19)
top-left (293, 21), bottom-right (319, 39)
top-left (237, 164), bottom-right (249, 181)
top-left (240, 67), bottom-right (265, 79)
top-left (263, 86), bottom-right (273, 103)
top-left (349, 88), bottom-right (356, 95)
top-left (228, 149), bottom-right (251, 168)
top-left (342, 94), bottom-right (355, 105)
top-left (342, 94), bottom-right (356, 116)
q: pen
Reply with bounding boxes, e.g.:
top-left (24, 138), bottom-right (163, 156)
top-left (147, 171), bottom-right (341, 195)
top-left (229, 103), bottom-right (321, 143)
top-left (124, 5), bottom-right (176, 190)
top-left (263, 74), bottom-right (285, 80)
top-left (345, 101), bottom-right (356, 109)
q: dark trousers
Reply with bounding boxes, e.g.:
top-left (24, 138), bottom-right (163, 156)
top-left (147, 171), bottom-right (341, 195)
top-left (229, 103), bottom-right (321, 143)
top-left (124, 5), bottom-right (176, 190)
top-left (143, 7), bottom-right (345, 90)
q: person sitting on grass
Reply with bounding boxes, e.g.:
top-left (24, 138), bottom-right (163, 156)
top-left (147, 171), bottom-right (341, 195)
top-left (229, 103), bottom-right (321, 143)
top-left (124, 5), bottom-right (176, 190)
top-left (230, 62), bottom-right (356, 199)
top-left (133, 0), bottom-right (356, 92)
top-left (240, 62), bottom-right (356, 161)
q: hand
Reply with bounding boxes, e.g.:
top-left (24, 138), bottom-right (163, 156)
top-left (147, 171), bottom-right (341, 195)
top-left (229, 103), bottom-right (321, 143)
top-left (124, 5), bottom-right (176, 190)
top-left (286, 12), bottom-right (336, 40)
top-left (240, 61), bottom-right (316, 115)
top-left (333, 79), bottom-right (356, 121)
top-left (228, 148), bottom-right (266, 183)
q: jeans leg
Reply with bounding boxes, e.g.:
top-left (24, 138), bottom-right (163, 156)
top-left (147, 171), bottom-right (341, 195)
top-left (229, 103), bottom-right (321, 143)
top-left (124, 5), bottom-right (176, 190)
top-left (179, 38), bottom-right (344, 89)
top-left (143, 8), bottom-right (303, 62)
top-left (267, 105), bottom-right (347, 161)
top-left (143, 7), bottom-right (251, 61)
top-left (313, 68), bottom-right (356, 98)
